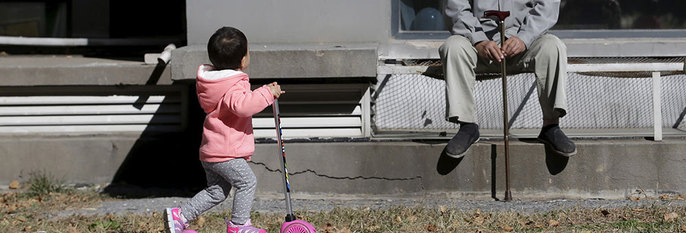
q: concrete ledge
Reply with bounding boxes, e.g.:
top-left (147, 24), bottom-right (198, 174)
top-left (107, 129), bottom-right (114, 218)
top-left (171, 43), bottom-right (378, 80)
top-left (252, 139), bottom-right (686, 199)
top-left (0, 133), bottom-right (207, 189)
top-left (563, 38), bottom-right (686, 58)
top-left (0, 55), bottom-right (172, 86)
top-left (2, 135), bottom-right (685, 199)
top-left (0, 135), bottom-right (137, 185)
top-left (379, 38), bottom-right (686, 59)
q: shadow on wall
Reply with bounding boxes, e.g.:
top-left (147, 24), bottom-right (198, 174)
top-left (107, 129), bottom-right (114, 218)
top-left (103, 68), bottom-right (207, 198)
top-left (435, 140), bottom-right (570, 201)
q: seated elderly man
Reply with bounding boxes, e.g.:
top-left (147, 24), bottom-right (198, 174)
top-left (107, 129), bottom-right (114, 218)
top-left (439, 0), bottom-right (576, 158)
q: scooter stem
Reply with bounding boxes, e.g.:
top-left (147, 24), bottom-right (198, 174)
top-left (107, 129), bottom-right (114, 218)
top-left (273, 99), bottom-right (297, 220)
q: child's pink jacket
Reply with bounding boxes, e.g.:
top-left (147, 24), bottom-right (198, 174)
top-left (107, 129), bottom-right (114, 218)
top-left (196, 64), bottom-right (275, 162)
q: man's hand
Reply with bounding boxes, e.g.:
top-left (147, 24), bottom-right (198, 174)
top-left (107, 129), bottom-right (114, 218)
top-left (475, 40), bottom-right (504, 63)
top-left (502, 36), bottom-right (526, 58)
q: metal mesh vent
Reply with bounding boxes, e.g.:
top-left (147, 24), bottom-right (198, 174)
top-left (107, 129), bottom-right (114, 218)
top-left (373, 72), bottom-right (686, 132)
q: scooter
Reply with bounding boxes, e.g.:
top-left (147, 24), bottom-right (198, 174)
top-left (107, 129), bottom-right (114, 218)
top-left (272, 99), bottom-right (317, 233)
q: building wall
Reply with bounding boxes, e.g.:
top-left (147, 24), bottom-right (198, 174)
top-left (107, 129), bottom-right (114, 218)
top-left (186, 0), bottom-right (392, 45)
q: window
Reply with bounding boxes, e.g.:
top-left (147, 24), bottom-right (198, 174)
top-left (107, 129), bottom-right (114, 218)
top-left (0, 0), bottom-right (186, 39)
top-left (0, 0), bottom-right (186, 56)
top-left (394, 0), bottom-right (686, 38)
top-left (0, 1), bottom-right (68, 37)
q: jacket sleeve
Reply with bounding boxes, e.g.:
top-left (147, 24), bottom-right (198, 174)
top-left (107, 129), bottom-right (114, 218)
top-left (515, 0), bottom-right (560, 47)
top-left (223, 81), bottom-right (275, 117)
top-left (445, 0), bottom-right (489, 45)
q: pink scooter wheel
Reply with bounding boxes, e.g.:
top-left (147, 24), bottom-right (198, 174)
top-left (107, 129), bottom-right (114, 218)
top-left (281, 220), bottom-right (316, 233)
top-left (182, 230), bottom-right (198, 233)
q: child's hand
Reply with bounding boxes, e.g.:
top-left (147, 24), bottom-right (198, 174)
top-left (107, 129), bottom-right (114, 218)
top-left (268, 82), bottom-right (285, 98)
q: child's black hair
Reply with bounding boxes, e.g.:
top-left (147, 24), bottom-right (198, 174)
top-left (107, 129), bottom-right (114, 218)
top-left (207, 27), bottom-right (248, 70)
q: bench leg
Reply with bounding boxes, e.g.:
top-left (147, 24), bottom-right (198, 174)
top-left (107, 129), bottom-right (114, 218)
top-left (652, 71), bottom-right (663, 141)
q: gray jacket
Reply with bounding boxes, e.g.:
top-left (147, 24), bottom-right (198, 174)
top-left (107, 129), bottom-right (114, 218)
top-left (444, 0), bottom-right (560, 47)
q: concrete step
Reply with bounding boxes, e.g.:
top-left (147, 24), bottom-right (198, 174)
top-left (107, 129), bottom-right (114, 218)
top-left (0, 55), bottom-right (171, 86)
top-left (2, 135), bottom-right (684, 199)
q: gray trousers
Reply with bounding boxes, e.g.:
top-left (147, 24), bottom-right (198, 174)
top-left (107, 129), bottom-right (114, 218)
top-left (181, 158), bottom-right (256, 225)
top-left (439, 34), bottom-right (568, 124)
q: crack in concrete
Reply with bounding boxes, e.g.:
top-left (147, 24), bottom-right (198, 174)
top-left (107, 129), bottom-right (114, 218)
top-left (250, 161), bottom-right (422, 181)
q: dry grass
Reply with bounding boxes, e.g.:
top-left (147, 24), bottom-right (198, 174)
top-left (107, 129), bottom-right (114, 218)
top-left (2, 189), bottom-right (686, 233)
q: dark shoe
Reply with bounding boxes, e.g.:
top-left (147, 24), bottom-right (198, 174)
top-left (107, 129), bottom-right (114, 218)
top-left (537, 124), bottom-right (577, 157)
top-left (445, 123), bottom-right (480, 158)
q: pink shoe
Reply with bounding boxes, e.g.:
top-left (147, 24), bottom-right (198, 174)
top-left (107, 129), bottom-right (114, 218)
top-left (164, 207), bottom-right (188, 233)
top-left (226, 219), bottom-right (267, 233)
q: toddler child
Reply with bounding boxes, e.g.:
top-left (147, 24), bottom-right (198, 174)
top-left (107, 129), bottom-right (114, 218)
top-left (164, 26), bottom-right (283, 233)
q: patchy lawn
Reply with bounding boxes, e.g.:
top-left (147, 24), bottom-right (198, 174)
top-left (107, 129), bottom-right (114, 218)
top-left (2, 188), bottom-right (686, 233)
top-left (2, 172), bottom-right (686, 233)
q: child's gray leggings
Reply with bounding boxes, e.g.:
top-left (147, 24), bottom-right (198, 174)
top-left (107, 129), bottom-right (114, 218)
top-left (180, 158), bottom-right (256, 225)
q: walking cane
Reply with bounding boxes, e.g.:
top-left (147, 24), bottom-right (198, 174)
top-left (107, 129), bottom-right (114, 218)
top-left (484, 9), bottom-right (512, 202)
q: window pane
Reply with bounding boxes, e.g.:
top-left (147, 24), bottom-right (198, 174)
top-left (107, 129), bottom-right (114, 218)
top-left (554, 0), bottom-right (685, 30)
top-left (0, 2), bottom-right (50, 37)
top-left (399, 0), bottom-right (449, 31)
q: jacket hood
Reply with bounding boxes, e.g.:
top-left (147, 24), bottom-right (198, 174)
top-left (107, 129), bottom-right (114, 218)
top-left (196, 64), bottom-right (248, 113)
